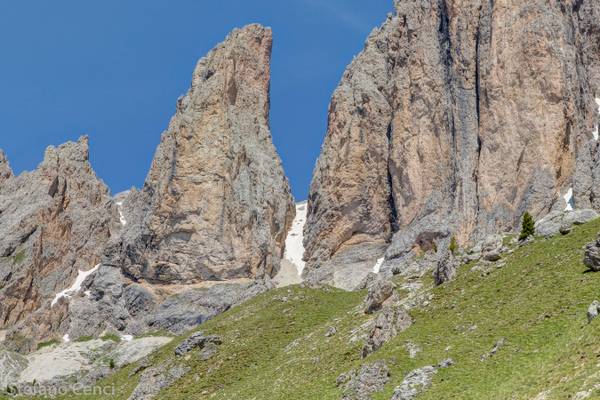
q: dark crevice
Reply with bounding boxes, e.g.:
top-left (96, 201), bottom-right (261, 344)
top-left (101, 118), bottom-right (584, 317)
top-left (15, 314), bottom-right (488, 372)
top-left (202, 69), bottom-right (215, 81)
top-left (386, 121), bottom-right (392, 141)
top-left (438, 0), bottom-right (455, 140)
top-left (472, 3), bottom-right (491, 230)
top-left (438, 0), bottom-right (459, 206)
top-left (386, 122), bottom-right (399, 233)
top-left (48, 176), bottom-right (60, 197)
top-left (475, 24), bottom-right (481, 128)
top-left (438, 0), bottom-right (452, 70)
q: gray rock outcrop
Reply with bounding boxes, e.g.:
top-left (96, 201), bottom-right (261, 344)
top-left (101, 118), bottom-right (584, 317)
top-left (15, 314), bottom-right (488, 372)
top-left (362, 305), bottom-right (412, 358)
top-left (304, 0), bottom-right (600, 283)
top-left (584, 234), bottom-right (600, 272)
top-left (363, 279), bottom-right (396, 314)
top-left (480, 338), bottom-right (505, 361)
top-left (337, 360), bottom-right (390, 400)
top-left (360, 277), bottom-right (412, 358)
top-left (587, 300), bottom-right (600, 323)
top-left (0, 137), bottom-right (118, 350)
top-left (391, 359), bottom-right (454, 400)
top-left (68, 264), bottom-right (272, 338)
top-left (536, 210), bottom-right (599, 238)
top-left (174, 332), bottom-right (221, 356)
top-left (128, 363), bottom-right (189, 400)
top-left (106, 24), bottom-right (294, 285)
top-left (434, 251), bottom-right (459, 285)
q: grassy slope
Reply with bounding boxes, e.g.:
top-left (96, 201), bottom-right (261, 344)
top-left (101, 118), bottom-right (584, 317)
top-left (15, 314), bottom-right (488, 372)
top-left (13, 218), bottom-right (600, 399)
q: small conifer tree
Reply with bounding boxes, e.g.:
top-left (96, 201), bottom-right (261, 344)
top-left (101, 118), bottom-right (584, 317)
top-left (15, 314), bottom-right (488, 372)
top-left (519, 212), bottom-right (535, 241)
top-left (449, 236), bottom-right (458, 255)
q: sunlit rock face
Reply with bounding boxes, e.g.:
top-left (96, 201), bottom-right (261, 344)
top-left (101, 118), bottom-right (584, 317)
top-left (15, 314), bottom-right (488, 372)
top-left (104, 24), bottom-right (295, 285)
top-left (305, 0), bottom-right (600, 277)
top-left (0, 137), bottom-right (118, 350)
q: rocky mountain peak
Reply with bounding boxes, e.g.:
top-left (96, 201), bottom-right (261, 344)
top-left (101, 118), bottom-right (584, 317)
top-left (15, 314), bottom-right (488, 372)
top-left (187, 23), bottom-right (272, 111)
top-left (105, 23), bottom-right (294, 285)
top-left (0, 136), bottom-right (118, 351)
top-left (42, 135), bottom-right (90, 166)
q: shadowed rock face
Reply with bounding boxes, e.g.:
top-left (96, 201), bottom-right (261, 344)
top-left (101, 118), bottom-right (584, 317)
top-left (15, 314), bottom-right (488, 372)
top-left (304, 0), bottom-right (600, 272)
top-left (0, 137), bottom-right (118, 349)
top-left (105, 24), bottom-right (295, 284)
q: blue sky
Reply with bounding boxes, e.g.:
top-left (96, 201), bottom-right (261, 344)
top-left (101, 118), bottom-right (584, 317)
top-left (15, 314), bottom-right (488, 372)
top-left (0, 0), bottom-right (391, 200)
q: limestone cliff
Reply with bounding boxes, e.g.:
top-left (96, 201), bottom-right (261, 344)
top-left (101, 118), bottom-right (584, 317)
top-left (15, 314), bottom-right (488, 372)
top-left (105, 24), bottom-right (295, 285)
top-left (304, 0), bottom-right (600, 279)
top-left (0, 137), bottom-right (118, 349)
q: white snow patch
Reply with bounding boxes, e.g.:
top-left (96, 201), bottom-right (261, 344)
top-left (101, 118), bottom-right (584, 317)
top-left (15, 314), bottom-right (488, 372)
top-left (564, 188), bottom-right (574, 211)
top-left (372, 257), bottom-right (384, 274)
top-left (121, 334), bottom-right (134, 342)
top-left (116, 201), bottom-right (127, 226)
top-left (51, 264), bottom-right (101, 307)
top-left (62, 334), bottom-right (70, 343)
top-left (284, 202), bottom-right (307, 275)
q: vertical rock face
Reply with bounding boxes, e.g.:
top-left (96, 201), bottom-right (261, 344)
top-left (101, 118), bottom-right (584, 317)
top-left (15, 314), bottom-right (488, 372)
top-left (106, 24), bottom-right (294, 284)
top-left (472, 0), bottom-right (593, 234)
top-left (305, 0), bottom-right (600, 273)
top-left (579, 1), bottom-right (600, 208)
top-left (0, 137), bottom-right (118, 347)
top-left (304, 18), bottom-right (397, 269)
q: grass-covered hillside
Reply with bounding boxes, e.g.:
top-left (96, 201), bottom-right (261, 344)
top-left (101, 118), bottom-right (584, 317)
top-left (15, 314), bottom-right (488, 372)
top-left (11, 218), bottom-right (600, 399)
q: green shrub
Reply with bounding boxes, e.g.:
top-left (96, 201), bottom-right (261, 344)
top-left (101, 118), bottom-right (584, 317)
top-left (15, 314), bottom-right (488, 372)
top-left (109, 359), bottom-right (115, 369)
top-left (37, 339), bottom-right (59, 350)
top-left (101, 333), bottom-right (120, 342)
top-left (75, 335), bottom-right (94, 342)
top-left (519, 212), bottom-right (535, 241)
top-left (12, 249), bottom-right (26, 265)
top-left (449, 236), bottom-right (458, 255)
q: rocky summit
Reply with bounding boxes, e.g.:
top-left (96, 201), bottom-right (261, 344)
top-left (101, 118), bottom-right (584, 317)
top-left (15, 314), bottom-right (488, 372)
top-left (106, 24), bottom-right (294, 285)
top-left (0, 137), bottom-right (118, 351)
top-left (304, 0), bottom-right (600, 286)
